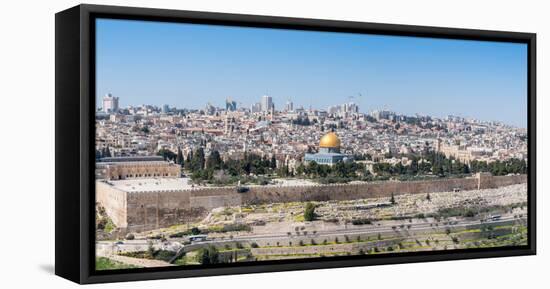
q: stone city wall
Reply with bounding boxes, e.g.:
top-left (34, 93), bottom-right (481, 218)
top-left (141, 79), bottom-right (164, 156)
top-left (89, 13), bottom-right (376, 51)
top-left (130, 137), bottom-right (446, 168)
top-left (239, 177), bottom-right (479, 205)
top-left (97, 173), bottom-right (527, 232)
top-left (96, 181), bottom-right (128, 228)
top-left (475, 172), bottom-right (527, 189)
top-left (125, 190), bottom-right (210, 232)
top-left (489, 174), bottom-right (527, 188)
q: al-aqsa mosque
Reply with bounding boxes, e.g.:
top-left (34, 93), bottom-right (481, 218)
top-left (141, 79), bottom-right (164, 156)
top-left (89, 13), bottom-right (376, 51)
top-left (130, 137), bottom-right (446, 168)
top-left (304, 132), bottom-right (353, 166)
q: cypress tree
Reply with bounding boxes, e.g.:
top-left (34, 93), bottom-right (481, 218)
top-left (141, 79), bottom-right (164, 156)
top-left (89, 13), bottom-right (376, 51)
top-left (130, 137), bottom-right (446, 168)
top-left (176, 147), bottom-right (184, 166)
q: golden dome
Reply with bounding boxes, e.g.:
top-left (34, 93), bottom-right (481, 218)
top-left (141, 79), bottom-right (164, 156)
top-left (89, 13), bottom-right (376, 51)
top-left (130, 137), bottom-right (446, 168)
top-left (319, 132), bottom-right (341, 148)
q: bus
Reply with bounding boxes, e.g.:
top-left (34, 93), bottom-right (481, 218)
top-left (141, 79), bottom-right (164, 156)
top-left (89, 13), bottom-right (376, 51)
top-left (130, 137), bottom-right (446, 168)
top-left (188, 235), bottom-right (208, 243)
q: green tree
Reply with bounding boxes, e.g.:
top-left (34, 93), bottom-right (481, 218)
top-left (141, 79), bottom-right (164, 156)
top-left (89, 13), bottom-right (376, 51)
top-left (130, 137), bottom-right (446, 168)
top-left (140, 126), bottom-right (150, 134)
top-left (206, 150), bottom-right (223, 169)
top-left (461, 163), bottom-right (470, 174)
top-left (176, 147), bottom-right (184, 166)
top-left (277, 165), bottom-right (290, 177)
top-left (409, 158), bottom-right (418, 175)
top-left (306, 162), bottom-right (320, 177)
top-left (189, 227), bottom-right (201, 235)
top-left (191, 148), bottom-right (206, 170)
top-left (184, 151), bottom-right (192, 170)
top-left (157, 148), bottom-right (176, 162)
top-left (304, 202), bottom-right (316, 222)
top-left (270, 155), bottom-right (277, 169)
top-left (196, 245), bottom-right (219, 265)
top-left (296, 163), bottom-right (305, 176)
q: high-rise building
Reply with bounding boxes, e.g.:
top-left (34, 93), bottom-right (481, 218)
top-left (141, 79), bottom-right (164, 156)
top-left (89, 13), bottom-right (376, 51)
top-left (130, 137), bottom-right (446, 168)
top-left (343, 102), bottom-right (359, 114)
top-left (327, 102), bottom-right (359, 117)
top-left (204, 102), bottom-right (216, 115)
top-left (162, 104), bottom-right (170, 114)
top-left (261, 95), bottom-right (273, 112)
top-left (102, 93), bottom-right (119, 113)
top-left (285, 100), bottom-right (294, 112)
top-left (226, 97), bottom-right (237, 111)
top-left (327, 105), bottom-right (338, 115)
top-left (371, 110), bottom-right (394, 121)
top-left (250, 102), bottom-right (261, 113)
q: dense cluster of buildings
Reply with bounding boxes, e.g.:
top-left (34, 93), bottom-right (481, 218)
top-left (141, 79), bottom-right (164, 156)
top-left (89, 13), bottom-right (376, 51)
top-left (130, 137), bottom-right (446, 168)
top-left (95, 93), bottom-right (527, 174)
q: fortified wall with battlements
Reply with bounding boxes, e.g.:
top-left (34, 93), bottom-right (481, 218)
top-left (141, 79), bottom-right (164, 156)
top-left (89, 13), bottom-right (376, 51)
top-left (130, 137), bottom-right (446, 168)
top-left (96, 173), bottom-right (527, 233)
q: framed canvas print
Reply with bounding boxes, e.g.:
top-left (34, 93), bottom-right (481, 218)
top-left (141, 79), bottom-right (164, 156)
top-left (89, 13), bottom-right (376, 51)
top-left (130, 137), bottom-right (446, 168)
top-left (55, 4), bottom-right (536, 284)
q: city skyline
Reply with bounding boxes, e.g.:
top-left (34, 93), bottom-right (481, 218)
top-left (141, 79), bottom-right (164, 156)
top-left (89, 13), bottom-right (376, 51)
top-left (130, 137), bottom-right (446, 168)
top-left (96, 18), bottom-right (528, 127)
top-left (98, 94), bottom-right (524, 128)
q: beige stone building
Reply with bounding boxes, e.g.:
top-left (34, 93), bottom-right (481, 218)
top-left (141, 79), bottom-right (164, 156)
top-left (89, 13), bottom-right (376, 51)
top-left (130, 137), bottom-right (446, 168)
top-left (96, 156), bottom-right (180, 180)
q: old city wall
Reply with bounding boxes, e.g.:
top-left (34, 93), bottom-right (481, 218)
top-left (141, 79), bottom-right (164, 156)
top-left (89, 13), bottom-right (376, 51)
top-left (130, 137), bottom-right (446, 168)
top-left (495, 174), bottom-right (527, 186)
top-left (97, 174), bottom-right (527, 232)
top-left (484, 174), bottom-right (527, 188)
top-left (96, 181), bottom-right (128, 228)
top-left (239, 174), bottom-right (527, 205)
top-left (240, 177), bottom-right (480, 204)
top-left (126, 190), bottom-right (197, 232)
top-left (123, 189), bottom-right (243, 232)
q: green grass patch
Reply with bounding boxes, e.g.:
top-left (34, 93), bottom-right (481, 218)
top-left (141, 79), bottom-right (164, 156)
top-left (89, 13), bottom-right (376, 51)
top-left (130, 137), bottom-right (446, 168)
top-left (95, 257), bottom-right (139, 270)
top-left (119, 250), bottom-right (176, 262)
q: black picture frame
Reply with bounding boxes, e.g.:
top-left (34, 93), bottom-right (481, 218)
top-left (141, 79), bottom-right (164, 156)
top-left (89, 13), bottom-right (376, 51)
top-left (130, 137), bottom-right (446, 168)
top-left (55, 4), bottom-right (536, 284)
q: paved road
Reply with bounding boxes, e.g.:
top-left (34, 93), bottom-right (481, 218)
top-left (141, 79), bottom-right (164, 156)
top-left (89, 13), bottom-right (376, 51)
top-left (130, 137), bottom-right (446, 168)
top-left (98, 214), bottom-right (524, 254)
top-left (223, 214), bottom-right (522, 243)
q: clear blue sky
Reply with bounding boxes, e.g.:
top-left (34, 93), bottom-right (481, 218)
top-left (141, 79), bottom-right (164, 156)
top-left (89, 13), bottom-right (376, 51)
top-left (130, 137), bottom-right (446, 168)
top-left (96, 18), bottom-right (527, 127)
